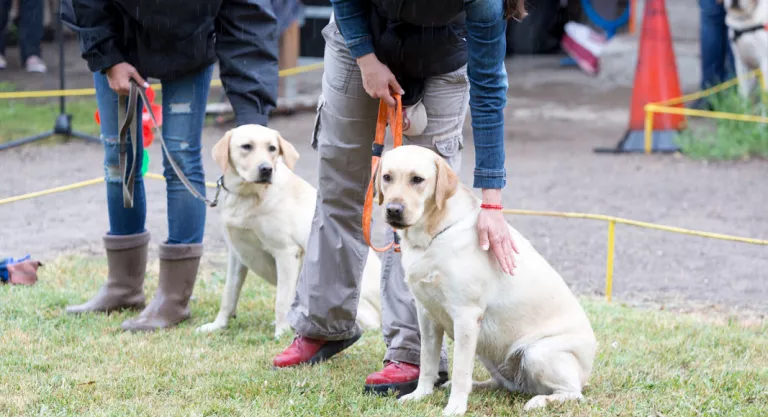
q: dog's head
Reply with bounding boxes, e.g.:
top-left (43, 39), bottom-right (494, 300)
top-left (211, 125), bottom-right (299, 184)
top-left (724, 0), bottom-right (760, 18)
top-left (374, 145), bottom-right (459, 229)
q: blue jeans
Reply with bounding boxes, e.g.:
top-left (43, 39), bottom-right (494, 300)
top-left (93, 65), bottom-right (214, 244)
top-left (0, 0), bottom-right (43, 60)
top-left (699, 0), bottom-right (735, 89)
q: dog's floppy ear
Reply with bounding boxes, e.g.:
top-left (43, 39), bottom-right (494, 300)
top-left (277, 132), bottom-right (300, 170)
top-left (434, 156), bottom-right (459, 210)
top-left (212, 129), bottom-right (234, 173)
top-left (373, 161), bottom-right (384, 206)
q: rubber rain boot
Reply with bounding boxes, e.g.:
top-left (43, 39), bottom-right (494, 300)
top-left (121, 243), bottom-right (202, 332)
top-left (66, 231), bottom-right (150, 314)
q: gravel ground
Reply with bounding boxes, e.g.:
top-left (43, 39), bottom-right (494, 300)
top-left (2, 42), bottom-right (767, 317)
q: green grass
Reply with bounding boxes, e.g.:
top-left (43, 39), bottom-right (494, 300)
top-left (0, 85), bottom-right (225, 145)
top-left (0, 97), bottom-right (101, 144)
top-left (1, 255), bottom-right (766, 416)
top-left (675, 88), bottom-right (768, 160)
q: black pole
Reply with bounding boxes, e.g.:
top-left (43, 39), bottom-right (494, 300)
top-left (0, 4), bottom-right (101, 152)
top-left (58, 7), bottom-right (65, 115)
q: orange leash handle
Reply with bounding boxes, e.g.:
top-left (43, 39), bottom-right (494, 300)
top-left (363, 94), bottom-right (403, 253)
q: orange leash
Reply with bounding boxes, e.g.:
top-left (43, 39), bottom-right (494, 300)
top-left (363, 94), bottom-right (403, 253)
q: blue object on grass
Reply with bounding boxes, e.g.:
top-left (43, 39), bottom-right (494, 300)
top-left (0, 255), bottom-right (32, 282)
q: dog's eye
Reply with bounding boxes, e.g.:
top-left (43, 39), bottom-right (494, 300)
top-left (411, 176), bottom-right (424, 184)
top-left (382, 174), bottom-right (391, 182)
top-left (241, 144), bottom-right (253, 151)
top-left (268, 145), bottom-right (277, 152)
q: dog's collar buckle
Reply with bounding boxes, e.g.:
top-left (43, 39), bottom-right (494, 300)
top-left (211, 175), bottom-right (226, 208)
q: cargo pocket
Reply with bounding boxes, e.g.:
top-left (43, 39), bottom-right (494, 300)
top-left (310, 95), bottom-right (325, 150)
top-left (434, 135), bottom-right (462, 158)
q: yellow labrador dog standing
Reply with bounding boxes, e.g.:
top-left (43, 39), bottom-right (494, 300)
top-left (196, 125), bottom-right (382, 338)
top-left (724, 0), bottom-right (768, 99)
top-left (375, 146), bottom-right (597, 416)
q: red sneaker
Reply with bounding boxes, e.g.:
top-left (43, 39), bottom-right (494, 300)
top-left (273, 334), bottom-right (360, 368)
top-left (363, 361), bottom-right (449, 397)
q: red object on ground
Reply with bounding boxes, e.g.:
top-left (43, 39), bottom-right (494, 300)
top-left (272, 336), bottom-right (329, 368)
top-left (364, 361), bottom-right (420, 386)
top-left (94, 86), bottom-right (162, 148)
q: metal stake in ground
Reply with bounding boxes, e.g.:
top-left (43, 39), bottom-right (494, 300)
top-left (0, 8), bottom-right (101, 152)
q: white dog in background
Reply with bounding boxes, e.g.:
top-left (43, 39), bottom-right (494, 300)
top-left (196, 125), bottom-right (382, 338)
top-left (374, 146), bottom-right (597, 416)
top-left (724, 0), bottom-right (768, 98)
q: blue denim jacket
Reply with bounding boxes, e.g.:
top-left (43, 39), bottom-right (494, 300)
top-left (331, 0), bottom-right (509, 189)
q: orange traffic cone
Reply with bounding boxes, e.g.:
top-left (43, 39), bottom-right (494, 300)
top-left (600, 0), bottom-right (686, 153)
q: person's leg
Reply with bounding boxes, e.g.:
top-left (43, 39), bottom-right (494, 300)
top-left (364, 64), bottom-right (470, 396)
top-left (121, 65), bottom-right (214, 332)
top-left (275, 16), bottom-right (380, 366)
top-left (160, 65), bottom-right (213, 245)
top-left (0, 0), bottom-right (11, 67)
top-left (66, 72), bottom-right (150, 314)
top-left (18, 0), bottom-right (46, 72)
top-left (690, 0), bottom-right (730, 109)
top-left (699, 0), bottom-right (729, 89)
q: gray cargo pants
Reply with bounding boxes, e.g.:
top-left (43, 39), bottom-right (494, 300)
top-left (287, 15), bottom-right (470, 368)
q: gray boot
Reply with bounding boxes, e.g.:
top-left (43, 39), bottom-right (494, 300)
top-left (121, 243), bottom-right (202, 332)
top-left (66, 232), bottom-right (150, 314)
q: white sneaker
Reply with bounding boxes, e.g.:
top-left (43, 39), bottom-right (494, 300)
top-left (0, 55), bottom-right (7, 70)
top-left (25, 55), bottom-right (47, 73)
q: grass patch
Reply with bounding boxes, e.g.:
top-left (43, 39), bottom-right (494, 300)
top-left (675, 89), bottom-right (768, 160)
top-left (0, 98), bottom-right (101, 144)
top-left (1, 255), bottom-right (766, 416)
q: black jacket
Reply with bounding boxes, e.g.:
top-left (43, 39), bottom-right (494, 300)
top-left (369, 0), bottom-right (467, 105)
top-left (61, 0), bottom-right (279, 126)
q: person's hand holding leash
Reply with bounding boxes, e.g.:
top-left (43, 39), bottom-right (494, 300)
top-left (357, 53), bottom-right (404, 107)
top-left (477, 189), bottom-right (519, 275)
top-left (106, 62), bottom-right (149, 96)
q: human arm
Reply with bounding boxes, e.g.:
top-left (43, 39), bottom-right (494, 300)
top-left (465, 0), bottom-right (519, 274)
top-left (62, 0), bottom-right (124, 73)
top-left (216, 0), bottom-right (280, 126)
top-left (330, 0), bottom-right (403, 106)
top-left (63, 0), bottom-right (146, 94)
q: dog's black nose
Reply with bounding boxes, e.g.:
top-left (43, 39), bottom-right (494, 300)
top-left (258, 164), bottom-right (273, 176)
top-left (386, 203), bottom-right (404, 219)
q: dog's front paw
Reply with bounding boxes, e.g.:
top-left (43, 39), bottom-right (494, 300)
top-left (196, 320), bottom-right (227, 333)
top-left (442, 398), bottom-right (468, 416)
top-left (399, 385), bottom-right (433, 403)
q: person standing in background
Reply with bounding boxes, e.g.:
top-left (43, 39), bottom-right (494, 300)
top-left (61, 0), bottom-right (279, 332)
top-left (0, 0), bottom-right (47, 72)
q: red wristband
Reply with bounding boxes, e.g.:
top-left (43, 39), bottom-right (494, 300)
top-left (480, 203), bottom-right (503, 210)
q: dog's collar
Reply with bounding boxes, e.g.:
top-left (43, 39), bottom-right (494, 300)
top-left (427, 219), bottom-right (463, 247)
top-left (730, 23), bottom-right (768, 42)
top-left (218, 175), bottom-right (230, 193)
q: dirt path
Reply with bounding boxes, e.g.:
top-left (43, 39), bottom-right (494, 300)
top-left (2, 46), bottom-right (767, 315)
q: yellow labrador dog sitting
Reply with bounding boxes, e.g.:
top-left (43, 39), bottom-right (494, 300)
top-left (197, 125), bottom-right (382, 338)
top-left (375, 146), bottom-right (597, 416)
